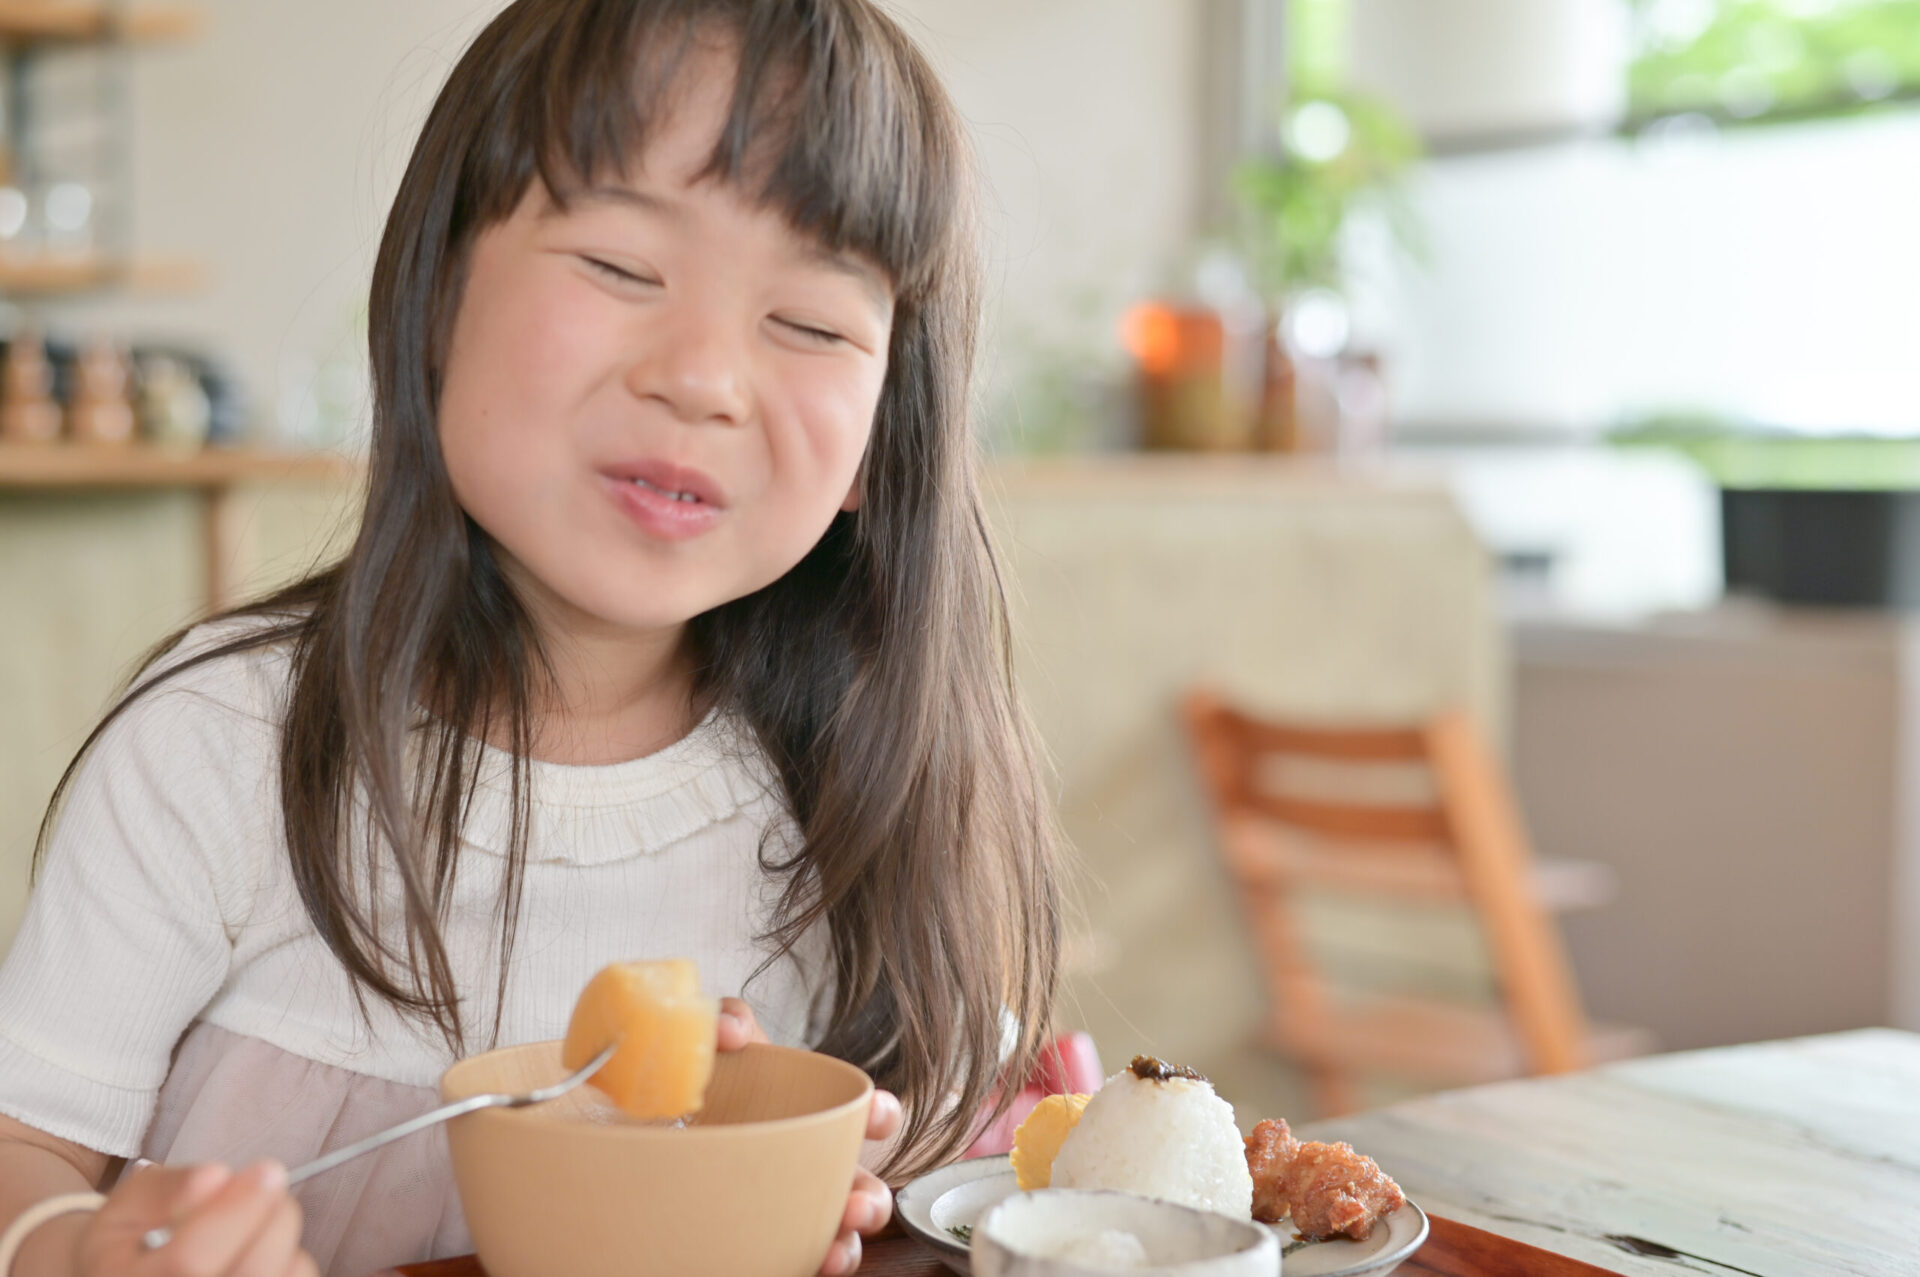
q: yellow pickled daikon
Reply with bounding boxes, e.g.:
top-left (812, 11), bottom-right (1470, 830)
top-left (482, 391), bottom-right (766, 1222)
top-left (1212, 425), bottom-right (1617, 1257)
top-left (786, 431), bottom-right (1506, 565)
top-left (1009, 1091), bottom-right (1092, 1190)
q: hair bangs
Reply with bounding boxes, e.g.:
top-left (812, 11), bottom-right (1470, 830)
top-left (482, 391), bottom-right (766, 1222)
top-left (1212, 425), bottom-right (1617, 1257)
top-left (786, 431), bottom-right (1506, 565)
top-left (466, 1), bottom-right (957, 303)
top-left (520, 3), bottom-right (694, 213)
top-left (712, 3), bottom-right (962, 301)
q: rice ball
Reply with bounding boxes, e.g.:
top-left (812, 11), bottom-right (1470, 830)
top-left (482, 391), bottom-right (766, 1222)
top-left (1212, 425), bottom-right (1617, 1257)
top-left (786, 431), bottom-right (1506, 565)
top-left (1048, 1057), bottom-right (1254, 1218)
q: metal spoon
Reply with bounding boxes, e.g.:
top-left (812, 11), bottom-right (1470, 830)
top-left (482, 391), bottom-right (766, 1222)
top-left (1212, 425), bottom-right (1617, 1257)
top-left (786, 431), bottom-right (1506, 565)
top-left (141, 1041), bottom-right (618, 1252)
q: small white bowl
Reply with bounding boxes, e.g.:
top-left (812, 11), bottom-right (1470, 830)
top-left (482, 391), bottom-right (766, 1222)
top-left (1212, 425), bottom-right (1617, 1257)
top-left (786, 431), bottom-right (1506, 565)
top-left (970, 1189), bottom-right (1279, 1276)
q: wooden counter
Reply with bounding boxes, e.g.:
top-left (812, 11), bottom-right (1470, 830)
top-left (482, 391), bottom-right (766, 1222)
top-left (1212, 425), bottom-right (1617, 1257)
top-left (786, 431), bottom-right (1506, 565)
top-left (0, 443), bottom-right (360, 611)
top-left (0, 443), bottom-right (360, 940)
top-left (1307, 1029), bottom-right (1920, 1277)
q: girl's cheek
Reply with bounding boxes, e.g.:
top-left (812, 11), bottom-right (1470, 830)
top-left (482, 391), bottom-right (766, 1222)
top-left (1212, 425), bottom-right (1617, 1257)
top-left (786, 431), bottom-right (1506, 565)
top-left (793, 365), bottom-right (885, 468)
top-left (518, 281), bottom-right (627, 375)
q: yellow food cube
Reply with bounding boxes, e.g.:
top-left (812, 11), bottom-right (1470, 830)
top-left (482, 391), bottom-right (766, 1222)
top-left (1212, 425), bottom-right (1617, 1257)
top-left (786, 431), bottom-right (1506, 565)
top-left (1009, 1092), bottom-right (1092, 1190)
top-left (562, 959), bottom-right (719, 1120)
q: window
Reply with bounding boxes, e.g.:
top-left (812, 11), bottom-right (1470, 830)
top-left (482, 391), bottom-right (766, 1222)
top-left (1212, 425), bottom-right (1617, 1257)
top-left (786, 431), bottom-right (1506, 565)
top-left (1299, 0), bottom-right (1920, 441)
top-left (1631, 0), bottom-right (1920, 128)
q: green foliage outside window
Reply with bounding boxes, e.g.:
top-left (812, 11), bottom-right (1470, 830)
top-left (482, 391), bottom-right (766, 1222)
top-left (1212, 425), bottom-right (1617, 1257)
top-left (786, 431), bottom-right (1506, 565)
top-left (1233, 0), bottom-right (1423, 297)
top-left (1234, 93), bottom-right (1423, 295)
top-left (1631, 0), bottom-right (1920, 125)
top-left (1613, 416), bottom-right (1920, 488)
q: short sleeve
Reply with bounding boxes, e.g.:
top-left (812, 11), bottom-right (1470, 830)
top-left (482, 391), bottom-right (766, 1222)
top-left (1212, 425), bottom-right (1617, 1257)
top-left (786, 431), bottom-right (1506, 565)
top-left (0, 638), bottom-right (277, 1156)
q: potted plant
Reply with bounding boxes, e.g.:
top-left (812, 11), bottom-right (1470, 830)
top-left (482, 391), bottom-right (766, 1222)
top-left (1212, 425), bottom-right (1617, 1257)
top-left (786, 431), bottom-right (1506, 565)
top-left (1232, 86), bottom-right (1422, 453)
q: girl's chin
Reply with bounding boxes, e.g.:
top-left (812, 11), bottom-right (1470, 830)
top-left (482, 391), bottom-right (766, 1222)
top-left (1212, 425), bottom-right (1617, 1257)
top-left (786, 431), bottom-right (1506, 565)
top-left (510, 573), bottom-right (707, 642)
top-left (517, 545), bottom-right (801, 636)
top-left (574, 581), bottom-right (758, 636)
top-left (570, 599), bottom-right (708, 638)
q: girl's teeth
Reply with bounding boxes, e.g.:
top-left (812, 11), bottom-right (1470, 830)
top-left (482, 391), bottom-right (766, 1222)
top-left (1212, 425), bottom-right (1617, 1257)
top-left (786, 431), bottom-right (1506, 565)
top-left (631, 478), bottom-right (697, 502)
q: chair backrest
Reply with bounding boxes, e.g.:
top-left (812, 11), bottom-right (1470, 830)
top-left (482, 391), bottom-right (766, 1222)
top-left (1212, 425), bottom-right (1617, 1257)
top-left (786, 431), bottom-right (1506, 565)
top-left (1180, 689), bottom-right (1591, 1083)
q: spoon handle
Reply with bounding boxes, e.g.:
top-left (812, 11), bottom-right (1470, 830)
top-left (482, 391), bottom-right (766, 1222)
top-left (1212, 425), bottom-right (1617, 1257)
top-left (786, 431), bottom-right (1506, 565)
top-left (286, 1092), bottom-right (506, 1187)
top-left (141, 1041), bottom-right (617, 1252)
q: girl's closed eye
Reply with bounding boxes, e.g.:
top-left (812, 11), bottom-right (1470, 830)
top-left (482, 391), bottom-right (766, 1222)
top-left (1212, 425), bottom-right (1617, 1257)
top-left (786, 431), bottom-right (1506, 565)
top-left (575, 254), bottom-right (861, 350)
top-left (579, 255), bottom-right (661, 288)
top-left (776, 317), bottom-right (848, 346)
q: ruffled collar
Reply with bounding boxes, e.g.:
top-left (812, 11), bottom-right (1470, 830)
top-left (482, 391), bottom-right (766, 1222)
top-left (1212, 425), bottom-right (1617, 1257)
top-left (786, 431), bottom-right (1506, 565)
top-left (457, 711), bottom-right (782, 865)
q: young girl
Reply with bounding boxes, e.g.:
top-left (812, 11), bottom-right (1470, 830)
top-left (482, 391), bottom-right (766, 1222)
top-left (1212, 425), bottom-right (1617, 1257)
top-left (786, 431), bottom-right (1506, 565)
top-left (0, 2), bottom-right (1062, 1274)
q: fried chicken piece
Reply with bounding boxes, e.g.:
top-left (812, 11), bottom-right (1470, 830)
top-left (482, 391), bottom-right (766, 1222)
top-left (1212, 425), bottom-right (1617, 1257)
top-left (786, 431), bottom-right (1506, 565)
top-left (1243, 1117), bottom-right (1406, 1241)
top-left (1243, 1118), bottom-right (1300, 1224)
top-left (1279, 1138), bottom-right (1406, 1240)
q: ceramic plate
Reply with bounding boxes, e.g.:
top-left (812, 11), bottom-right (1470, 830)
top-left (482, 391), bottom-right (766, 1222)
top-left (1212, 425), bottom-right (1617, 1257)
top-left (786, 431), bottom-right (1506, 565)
top-left (895, 1155), bottom-right (1429, 1276)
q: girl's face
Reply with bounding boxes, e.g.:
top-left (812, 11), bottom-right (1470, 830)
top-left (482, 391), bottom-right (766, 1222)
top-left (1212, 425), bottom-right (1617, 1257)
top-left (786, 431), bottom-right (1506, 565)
top-left (437, 53), bottom-right (893, 646)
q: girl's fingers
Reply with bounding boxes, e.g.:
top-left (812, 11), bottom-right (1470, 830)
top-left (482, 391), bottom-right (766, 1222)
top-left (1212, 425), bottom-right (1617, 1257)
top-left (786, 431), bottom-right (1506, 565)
top-left (81, 1163), bottom-right (228, 1269)
top-left (167, 1163), bottom-right (237, 1221)
top-left (859, 1174), bottom-right (893, 1236)
top-left (826, 1166), bottom-right (891, 1277)
top-left (159, 1160), bottom-right (290, 1275)
top-left (717, 997), bottom-right (769, 1050)
top-left (224, 1194), bottom-right (303, 1277)
top-left (819, 1228), bottom-right (862, 1276)
top-left (863, 1090), bottom-right (902, 1143)
top-left (100, 1161), bottom-right (226, 1228)
top-left (282, 1254), bottom-right (321, 1277)
top-left (838, 1168), bottom-right (892, 1236)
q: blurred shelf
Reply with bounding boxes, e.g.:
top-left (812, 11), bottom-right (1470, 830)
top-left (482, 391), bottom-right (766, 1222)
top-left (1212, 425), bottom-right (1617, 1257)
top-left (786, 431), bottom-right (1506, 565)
top-left (0, 2), bottom-right (203, 43)
top-left (0, 254), bottom-right (205, 297)
top-left (0, 441), bottom-right (358, 610)
top-left (0, 442), bottom-right (360, 490)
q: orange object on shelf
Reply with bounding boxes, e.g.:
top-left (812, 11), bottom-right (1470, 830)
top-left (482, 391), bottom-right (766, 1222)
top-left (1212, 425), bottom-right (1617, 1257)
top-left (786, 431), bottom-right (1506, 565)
top-left (1121, 303), bottom-right (1223, 377)
top-left (1121, 302), bottom-right (1249, 451)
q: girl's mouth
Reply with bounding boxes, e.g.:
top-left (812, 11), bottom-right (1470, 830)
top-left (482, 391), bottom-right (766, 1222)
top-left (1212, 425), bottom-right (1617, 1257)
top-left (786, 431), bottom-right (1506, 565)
top-left (600, 458), bottom-right (728, 509)
top-left (600, 465), bottom-right (726, 542)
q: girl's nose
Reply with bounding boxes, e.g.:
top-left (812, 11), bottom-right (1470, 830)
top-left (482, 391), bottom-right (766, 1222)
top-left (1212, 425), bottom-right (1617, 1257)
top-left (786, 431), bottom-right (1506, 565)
top-left (623, 316), bottom-right (751, 426)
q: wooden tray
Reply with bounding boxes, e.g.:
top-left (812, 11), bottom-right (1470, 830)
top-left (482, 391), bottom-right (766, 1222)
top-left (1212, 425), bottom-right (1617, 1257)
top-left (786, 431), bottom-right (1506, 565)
top-left (388, 1212), bottom-right (1627, 1276)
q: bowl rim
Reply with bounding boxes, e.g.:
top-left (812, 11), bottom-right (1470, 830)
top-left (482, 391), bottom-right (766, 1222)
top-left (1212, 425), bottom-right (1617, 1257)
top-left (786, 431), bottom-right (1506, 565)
top-left (440, 1039), bottom-right (874, 1138)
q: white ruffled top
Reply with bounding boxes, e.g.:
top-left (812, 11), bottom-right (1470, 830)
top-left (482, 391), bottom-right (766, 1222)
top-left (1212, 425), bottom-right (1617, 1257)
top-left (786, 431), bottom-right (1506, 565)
top-left (0, 617), bottom-right (831, 1273)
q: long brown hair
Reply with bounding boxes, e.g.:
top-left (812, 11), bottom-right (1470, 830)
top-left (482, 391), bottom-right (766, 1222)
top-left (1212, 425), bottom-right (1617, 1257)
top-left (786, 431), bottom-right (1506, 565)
top-left (37, 0), bottom-right (1060, 1176)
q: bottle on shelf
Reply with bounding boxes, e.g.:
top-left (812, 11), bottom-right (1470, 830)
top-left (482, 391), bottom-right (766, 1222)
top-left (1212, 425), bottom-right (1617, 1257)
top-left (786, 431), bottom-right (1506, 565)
top-left (137, 352), bottom-right (213, 450)
top-left (68, 335), bottom-right (136, 444)
top-left (1, 327), bottom-right (64, 443)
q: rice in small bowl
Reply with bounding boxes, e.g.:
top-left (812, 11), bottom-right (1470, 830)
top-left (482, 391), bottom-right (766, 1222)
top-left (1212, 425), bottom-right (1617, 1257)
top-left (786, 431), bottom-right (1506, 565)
top-left (972, 1189), bottom-right (1276, 1276)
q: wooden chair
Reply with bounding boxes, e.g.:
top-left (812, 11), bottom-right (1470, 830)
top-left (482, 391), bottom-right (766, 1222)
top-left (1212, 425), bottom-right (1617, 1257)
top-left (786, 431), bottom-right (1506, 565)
top-left (1181, 689), bottom-right (1650, 1116)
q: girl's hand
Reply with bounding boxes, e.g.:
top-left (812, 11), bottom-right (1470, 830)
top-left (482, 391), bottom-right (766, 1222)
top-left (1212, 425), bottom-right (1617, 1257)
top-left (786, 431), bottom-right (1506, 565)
top-left (76, 1160), bottom-right (316, 1277)
top-left (717, 999), bottom-right (901, 1277)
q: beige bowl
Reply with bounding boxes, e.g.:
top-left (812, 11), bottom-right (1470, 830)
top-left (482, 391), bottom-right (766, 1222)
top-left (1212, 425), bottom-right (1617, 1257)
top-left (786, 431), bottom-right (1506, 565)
top-left (441, 1040), bottom-right (873, 1277)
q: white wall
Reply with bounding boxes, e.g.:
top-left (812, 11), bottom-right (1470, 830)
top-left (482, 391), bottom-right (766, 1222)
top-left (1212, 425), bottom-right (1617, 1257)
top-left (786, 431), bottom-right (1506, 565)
top-left (1348, 0), bottom-right (1629, 141)
top-left (63, 1), bottom-right (508, 445)
top-left (1377, 111), bottom-right (1920, 437)
top-left (1334, 0), bottom-right (1920, 439)
top-left (887, 0), bottom-right (1201, 409)
top-left (53, 1), bottom-right (1201, 449)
